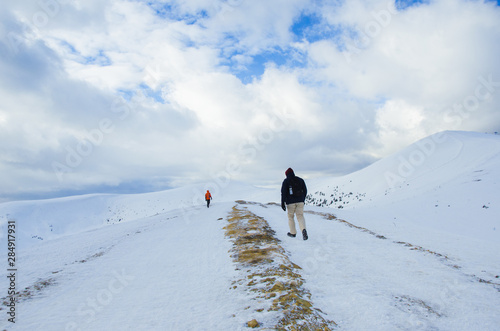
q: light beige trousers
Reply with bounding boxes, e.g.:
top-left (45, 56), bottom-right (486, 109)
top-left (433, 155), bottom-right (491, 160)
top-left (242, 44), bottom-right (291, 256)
top-left (287, 202), bottom-right (306, 234)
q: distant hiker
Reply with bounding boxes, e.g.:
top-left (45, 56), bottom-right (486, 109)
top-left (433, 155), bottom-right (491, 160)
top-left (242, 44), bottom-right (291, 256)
top-left (281, 168), bottom-right (308, 240)
top-left (205, 190), bottom-right (212, 208)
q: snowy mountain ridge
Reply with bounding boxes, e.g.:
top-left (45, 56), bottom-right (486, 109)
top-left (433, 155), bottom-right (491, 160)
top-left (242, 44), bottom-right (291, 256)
top-left (307, 131), bottom-right (500, 242)
top-left (308, 131), bottom-right (499, 210)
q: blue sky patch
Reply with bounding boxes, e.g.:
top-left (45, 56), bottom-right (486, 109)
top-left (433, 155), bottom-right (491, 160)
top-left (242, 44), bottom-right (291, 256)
top-left (139, 84), bottom-right (165, 103)
top-left (60, 41), bottom-right (111, 66)
top-left (117, 89), bottom-right (135, 102)
top-left (395, 0), bottom-right (430, 11)
top-left (118, 85), bottom-right (165, 104)
top-left (291, 11), bottom-right (342, 43)
top-left (83, 50), bottom-right (112, 66)
top-left (145, 1), bottom-right (208, 24)
top-left (229, 48), bottom-right (307, 84)
top-left (291, 12), bottom-right (321, 40)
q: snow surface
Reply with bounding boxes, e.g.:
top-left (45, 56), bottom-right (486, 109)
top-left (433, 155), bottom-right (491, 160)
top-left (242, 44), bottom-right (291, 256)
top-left (1, 131), bottom-right (499, 330)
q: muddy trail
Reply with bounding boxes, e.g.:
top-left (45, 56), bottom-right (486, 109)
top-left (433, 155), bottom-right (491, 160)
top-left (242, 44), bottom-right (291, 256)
top-left (224, 201), bottom-right (337, 330)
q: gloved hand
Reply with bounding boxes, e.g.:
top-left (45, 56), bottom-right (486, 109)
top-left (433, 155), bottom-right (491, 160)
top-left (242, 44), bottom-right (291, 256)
top-left (281, 202), bottom-right (286, 211)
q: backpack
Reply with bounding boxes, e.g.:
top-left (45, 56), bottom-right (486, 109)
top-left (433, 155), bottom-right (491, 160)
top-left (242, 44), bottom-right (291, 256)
top-left (288, 177), bottom-right (304, 197)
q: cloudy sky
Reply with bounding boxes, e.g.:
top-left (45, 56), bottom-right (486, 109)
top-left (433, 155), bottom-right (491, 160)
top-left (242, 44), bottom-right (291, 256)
top-left (1, 0), bottom-right (499, 202)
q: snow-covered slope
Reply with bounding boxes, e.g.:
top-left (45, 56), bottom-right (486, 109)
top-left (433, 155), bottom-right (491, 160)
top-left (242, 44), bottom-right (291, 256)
top-left (308, 131), bottom-right (499, 208)
top-left (0, 131), bottom-right (499, 330)
top-left (307, 131), bottom-right (500, 242)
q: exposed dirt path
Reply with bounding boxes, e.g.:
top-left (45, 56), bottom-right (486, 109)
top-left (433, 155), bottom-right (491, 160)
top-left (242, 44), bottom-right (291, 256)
top-left (225, 202), bottom-right (337, 330)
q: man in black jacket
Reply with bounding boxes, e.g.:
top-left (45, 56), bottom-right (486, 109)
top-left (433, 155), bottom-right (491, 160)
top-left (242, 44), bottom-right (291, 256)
top-left (281, 168), bottom-right (308, 240)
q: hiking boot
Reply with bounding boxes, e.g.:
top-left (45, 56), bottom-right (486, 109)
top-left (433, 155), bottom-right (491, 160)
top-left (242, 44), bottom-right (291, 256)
top-left (287, 232), bottom-right (296, 238)
top-left (302, 229), bottom-right (308, 240)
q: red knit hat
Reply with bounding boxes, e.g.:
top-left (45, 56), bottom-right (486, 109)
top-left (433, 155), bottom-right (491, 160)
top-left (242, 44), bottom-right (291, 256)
top-left (285, 168), bottom-right (294, 176)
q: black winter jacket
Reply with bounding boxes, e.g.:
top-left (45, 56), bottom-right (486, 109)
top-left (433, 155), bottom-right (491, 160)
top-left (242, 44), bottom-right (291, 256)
top-left (281, 173), bottom-right (307, 205)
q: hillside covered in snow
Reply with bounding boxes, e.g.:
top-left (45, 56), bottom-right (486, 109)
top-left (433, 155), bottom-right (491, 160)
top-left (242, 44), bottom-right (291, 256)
top-left (307, 131), bottom-right (499, 241)
top-left (1, 131), bottom-right (499, 330)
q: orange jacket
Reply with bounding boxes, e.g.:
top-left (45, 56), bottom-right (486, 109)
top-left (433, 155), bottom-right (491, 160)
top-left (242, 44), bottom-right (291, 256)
top-left (205, 191), bottom-right (212, 200)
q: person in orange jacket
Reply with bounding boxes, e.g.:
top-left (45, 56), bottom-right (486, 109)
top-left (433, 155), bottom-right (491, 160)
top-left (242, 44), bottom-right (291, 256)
top-left (205, 190), bottom-right (212, 208)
